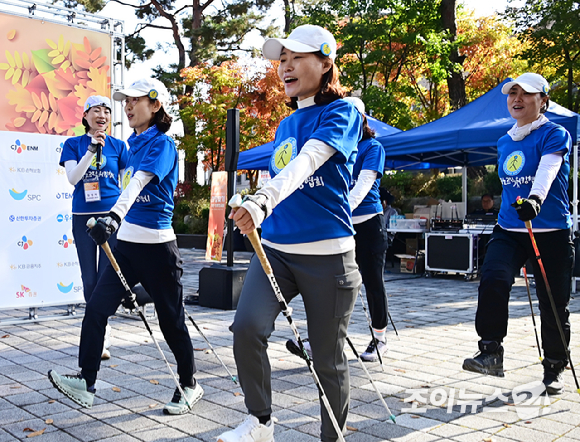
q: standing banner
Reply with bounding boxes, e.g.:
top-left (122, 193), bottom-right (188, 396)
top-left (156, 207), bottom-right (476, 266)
top-left (206, 172), bottom-right (228, 262)
top-left (0, 11), bottom-right (113, 312)
top-left (0, 131), bottom-right (82, 309)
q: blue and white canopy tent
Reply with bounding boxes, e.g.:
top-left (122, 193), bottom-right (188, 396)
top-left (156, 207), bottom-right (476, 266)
top-left (377, 78), bottom-right (580, 224)
top-left (237, 115), bottom-right (402, 171)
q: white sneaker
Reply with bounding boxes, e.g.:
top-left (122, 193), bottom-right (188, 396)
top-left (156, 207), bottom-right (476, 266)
top-left (360, 339), bottom-right (388, 362)
top-left (104, 323), bottom-right (112, 349)
top-left (217, 414), bottom-right (274, 442)
top-left (101, 348), bottom-right (111, 360)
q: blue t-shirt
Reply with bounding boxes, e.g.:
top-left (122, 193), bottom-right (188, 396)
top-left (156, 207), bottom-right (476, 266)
top-left (59, 134), bottom-right (128, 214)
top-left (351, 137), bottom-right (384, 217)
top-left (497, 121), bottom-right (572, 230)
top-left (121, 126), bottom-right (178, 230)
top-left (261, 99), bottom-right (362, 244)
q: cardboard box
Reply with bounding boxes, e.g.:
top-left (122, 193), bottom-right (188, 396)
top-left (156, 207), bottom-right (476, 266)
top-left (413, 206), bottom-right (432, 221)
top-left (395, 253), bottom-right (425, 273)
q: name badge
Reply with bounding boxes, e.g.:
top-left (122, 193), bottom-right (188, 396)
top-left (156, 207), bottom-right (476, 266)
top-left (83, 176), bottom-right (101, 202)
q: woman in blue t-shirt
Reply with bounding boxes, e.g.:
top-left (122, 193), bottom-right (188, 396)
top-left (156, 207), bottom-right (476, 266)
top-left (59, 95), bottom-right (127, 360)
top-left (220, 25), bottom-right (362, 442)
top-left (48, 78), bottom-right (203, 415)
top-left (463, 73), bottom-right (574, 395)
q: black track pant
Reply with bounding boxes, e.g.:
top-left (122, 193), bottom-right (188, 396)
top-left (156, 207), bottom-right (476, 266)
top-left (475, 226), bottom-right (573, 362)
top-left (79, 240), bottom-right (195, 387)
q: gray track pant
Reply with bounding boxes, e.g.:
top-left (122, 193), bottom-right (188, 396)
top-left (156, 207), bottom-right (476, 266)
top-left (231, 245), bottom-right (361, 442)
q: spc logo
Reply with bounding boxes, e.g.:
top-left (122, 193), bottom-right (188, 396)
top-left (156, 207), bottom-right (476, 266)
top-left (57, 282), bottom-right (74, 293)
top-left (9, 188), bottom-right (27, 200)
top-left (58, 234), bottom-right (74, 248)
top-left (17, 236), bottom-right (33, 250)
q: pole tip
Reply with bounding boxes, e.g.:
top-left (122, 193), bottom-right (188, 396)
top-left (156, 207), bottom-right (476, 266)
top-left (390, 415), bottom-right (396, 423)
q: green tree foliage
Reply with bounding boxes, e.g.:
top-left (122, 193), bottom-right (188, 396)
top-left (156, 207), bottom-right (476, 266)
top-left (505, 0), bottom-right (580, 112)
top-left (299, 0), bottom-right (449, 129)
top-left (178, 61), bottom-right (290, 185)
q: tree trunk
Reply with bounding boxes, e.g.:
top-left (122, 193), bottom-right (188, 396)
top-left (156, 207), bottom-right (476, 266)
top-left (182, 0), bottom-right (205, 183)
top-left (440, 0), bottom-right (466, 111)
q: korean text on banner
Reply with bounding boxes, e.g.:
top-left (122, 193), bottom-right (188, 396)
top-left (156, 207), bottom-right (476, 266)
top-left (0, 131), bottom-right (83, 310)
top-left (205, 171), bottom-right (228, 262)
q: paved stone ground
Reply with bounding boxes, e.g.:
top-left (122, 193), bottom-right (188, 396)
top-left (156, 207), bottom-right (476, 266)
top-left (1, 248), bottom-right (580, 442)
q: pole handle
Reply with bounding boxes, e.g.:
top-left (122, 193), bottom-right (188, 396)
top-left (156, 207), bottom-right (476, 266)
top-left (228, 195), bottom-right (273, 274)
top-left (87, 217), bottom-right (121, 273)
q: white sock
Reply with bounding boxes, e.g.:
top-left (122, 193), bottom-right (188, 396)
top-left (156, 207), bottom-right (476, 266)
top-left (373, 328), bottom-right (386, 343)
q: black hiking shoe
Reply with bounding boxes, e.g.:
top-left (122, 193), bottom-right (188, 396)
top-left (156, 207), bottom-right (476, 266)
top-left (285, 338), bottom-right (312, 361)
top-left (462, 341), bottom-right (504, 377)
top-left (542, 358), bottom-right (566, 395)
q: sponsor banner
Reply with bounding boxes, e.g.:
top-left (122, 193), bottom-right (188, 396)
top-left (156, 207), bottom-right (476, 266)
top-left (1, 130), bottom-right (83, 309)
top-left (206, 172), bottom-right (228, 262)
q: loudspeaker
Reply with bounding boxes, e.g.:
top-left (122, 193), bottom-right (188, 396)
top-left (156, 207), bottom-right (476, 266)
top-left (224, 108), bottom-right (240, 172)
top-left (198, 264), bottom-right (247, 310)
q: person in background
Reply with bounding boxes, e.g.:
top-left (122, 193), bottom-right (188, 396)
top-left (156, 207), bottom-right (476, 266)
top-left (380, 188), bottom-right (399, 231)
top-left (221, 24), bottom-right (362, 442)
top-left (48, 78), bottom-right (203, 414)
top-left (471, 193), bottom-right (499, 217)
top-left (59, 95), bottom-right (126, 361)
top-left (462, 73), bottom-right (574, 395)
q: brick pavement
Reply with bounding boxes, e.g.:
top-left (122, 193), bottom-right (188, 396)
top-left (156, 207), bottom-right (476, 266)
top-left (0, 248), bottom-right (579, 441)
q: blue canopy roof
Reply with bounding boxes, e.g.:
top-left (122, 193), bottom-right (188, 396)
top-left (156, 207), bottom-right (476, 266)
top-left (237, 114), bottom-right (401, 170)
top-left (377, 78), bottom-right (580, 169)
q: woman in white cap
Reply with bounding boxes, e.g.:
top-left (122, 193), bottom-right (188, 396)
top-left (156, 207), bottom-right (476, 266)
top-left (221, 25), bottom-right (362, 442)
top-left (286, 96), bottom-right (390, 363)
top-left (58, 95), bottom-right (127, 360)
top-left (463, 73), bottom-right (574, 395)
top-left (48, 78), bottom-right (203, 414)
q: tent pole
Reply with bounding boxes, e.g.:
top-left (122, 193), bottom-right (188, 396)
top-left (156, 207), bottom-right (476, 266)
top-left (462, 167), bottom-right (468, 219)
top-left (573, 143), bottom-right (578, 294)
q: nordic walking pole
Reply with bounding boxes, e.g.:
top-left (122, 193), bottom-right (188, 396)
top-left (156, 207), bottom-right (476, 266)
top-left (520, 213), bottom-right (580, 393)
top-left (388, 311), bottom-right (399, 338)
top-left (86, 218), bottom-right (192, 409)
top-left (182, 305), bottom-right (238, 384)
top-left (522, 266), bottom-right (543, 361)
top-left (345, 336), bottom-right (396, 423)
top-left (229, 195), bottom-right (347, 442)
top-left (357, 291), bottom-right (386, 370)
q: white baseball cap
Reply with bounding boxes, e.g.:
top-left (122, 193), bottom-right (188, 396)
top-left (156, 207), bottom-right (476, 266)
top-left (84, 95), bottom-right (111, 112)
top-left (343, 96), bottom-right (365, 115)
top-left (262, 24), bottom-right (337, 61)
top-left (113, 78), bottom-right (170, 107)
top-left (501, 73), bottom-right (550, 95)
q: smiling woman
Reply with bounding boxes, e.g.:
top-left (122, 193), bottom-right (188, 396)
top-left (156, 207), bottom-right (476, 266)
top-left (221, 24), bottom-right (363, 442)
top-left (58, 94), bottom-right (128, 360)
top-left (463, 72), bottom-right (574, 396)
